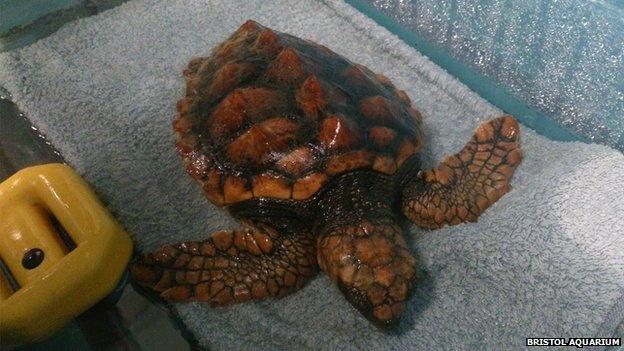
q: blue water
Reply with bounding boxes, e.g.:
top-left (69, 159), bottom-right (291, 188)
top-left (0, 0), bottom-right (82, 35)
top-left (347, 0), bottom-right (624, 150)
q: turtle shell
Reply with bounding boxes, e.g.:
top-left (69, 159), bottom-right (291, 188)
top-left (173, 20), bottom-right (423, 206)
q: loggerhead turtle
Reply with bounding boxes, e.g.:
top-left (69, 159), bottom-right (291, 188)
top-left (131, 20), bottom-right (522, 329)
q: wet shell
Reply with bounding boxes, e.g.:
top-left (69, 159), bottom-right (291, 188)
top-left (174, 20), bottom-right (423, 205)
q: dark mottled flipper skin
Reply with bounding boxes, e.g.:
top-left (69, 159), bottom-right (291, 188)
top-left (131, 221), bottom-right (317, 304)
top-left (402, 116), bottom-right (522, 229)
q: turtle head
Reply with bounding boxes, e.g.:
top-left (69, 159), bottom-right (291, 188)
top-left (316, 220), bottom-right (416, 330)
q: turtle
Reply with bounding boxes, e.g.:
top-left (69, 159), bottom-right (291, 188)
top-left (131, 20), bottom-right (522, 329)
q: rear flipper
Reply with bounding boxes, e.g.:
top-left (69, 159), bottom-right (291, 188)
top-left (402, 116), bottom-right (522, 229)
top-left (131, 220), bottom-right (317, 304)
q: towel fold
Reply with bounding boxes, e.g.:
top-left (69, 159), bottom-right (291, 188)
top-left (1, 0), bottom-right (622, 349)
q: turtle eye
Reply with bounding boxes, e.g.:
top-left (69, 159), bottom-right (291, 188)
top-left (22, 248), bottom-right (45, 270)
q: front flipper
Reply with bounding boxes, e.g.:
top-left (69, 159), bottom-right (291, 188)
top-left (131, 220), bottom-right (317, 304)
top-left (402, 116), bottom-right (522, 229)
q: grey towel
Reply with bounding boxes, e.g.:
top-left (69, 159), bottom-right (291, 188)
top-left (1, 0), bottom-right (623, 349)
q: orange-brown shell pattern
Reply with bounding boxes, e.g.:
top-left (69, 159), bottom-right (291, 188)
top-left (174, 20), bottom-right (424, 205)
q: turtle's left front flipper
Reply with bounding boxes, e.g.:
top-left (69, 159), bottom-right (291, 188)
top-left (401, 116), bottom-right (522, 229)
top-left (131, 220), bottom-right (318, 304)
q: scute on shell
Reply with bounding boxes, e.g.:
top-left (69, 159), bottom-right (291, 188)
top-left (174, 20), bottom-right (423, 205)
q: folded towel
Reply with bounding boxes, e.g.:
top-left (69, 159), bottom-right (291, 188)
top-left (1, 0), bottom-right (622, 349)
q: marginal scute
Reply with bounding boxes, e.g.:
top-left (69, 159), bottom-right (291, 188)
top-left (202, 169), bottom-right (224, 205)
top-left (185, 77), bottom-right (202, 96)
top-left (341, 66), bottom-right (367, 86)
top-left (177, 95), bottom-right (194, 112)
top-left (326, 150), bottom-right (373, 175)
top-left (396, 138), bottom-right (417, 167)
top-left (185, 152), bottom-right (211, 180)
top-left (395, 90), bottom-right (411, 105)
top-left (175, 135), bottom-right (199, 157)
top-left (375, 73), bottom-right (392, 86)
top-left (173, 113), bottom-right (194, 134)
top-left (224, 176), bottom-right (253, 203)
top-left (372, 155), bottom-right (397, 174)
top-left (183, 57), bottom-right (206, 78)
top-left (252, 173), bottom-right (292, 199)
top-left (407, 107), bottom-right (422, 123)
top-left (292, 172), bottom-right (327, 200)
top-left (413, 133), bottom-right (423, 153)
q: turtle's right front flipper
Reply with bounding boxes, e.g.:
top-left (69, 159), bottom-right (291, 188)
top-left (131, 220), bottom-right (317, 304)
top-left (401, 116), bottom-right (522, 229)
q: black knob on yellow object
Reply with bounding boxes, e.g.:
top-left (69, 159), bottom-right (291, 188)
top-left (0, 163), bottom-right (133, 345)
top-left (21, 249), bottom-right (44, 270)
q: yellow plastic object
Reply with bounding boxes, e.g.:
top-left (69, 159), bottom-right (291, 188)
top-left (0, 164), bottom-right (133, 344)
